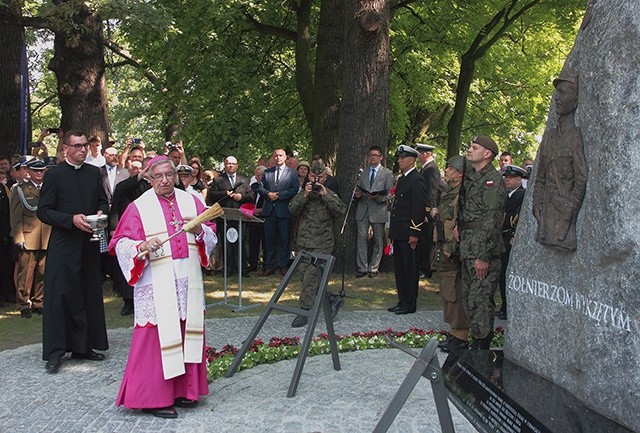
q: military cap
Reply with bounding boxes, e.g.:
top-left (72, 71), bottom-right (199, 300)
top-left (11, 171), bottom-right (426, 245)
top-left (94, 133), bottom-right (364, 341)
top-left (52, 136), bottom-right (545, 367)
top-left (416, 143), bottom-right (436, 152)
top-left (26, 159), bottom-right (47, 170)
top-left (472, 135), bottom-right (499, 156)
top-left (553, 70), bottom-right (578, 88)
top-left (310, 160), bottom-right (325, 175)
top-left (176, 164), bottom-right (193, 175)
top-left (446, 155), bottom-right (465, 173)
top-left (395, 144), bottom-right (419, 158)
top-left (502, 164), bottom-right (528, 178)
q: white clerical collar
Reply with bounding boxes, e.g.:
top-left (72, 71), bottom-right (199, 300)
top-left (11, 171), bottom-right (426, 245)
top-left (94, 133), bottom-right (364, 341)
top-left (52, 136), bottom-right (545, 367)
top-left (65, 160), bottom-right (83, 170)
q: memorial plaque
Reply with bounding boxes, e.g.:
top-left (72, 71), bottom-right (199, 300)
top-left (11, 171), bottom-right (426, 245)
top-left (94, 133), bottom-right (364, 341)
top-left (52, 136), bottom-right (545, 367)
top-left (443, 350), bottom-right (633, 433)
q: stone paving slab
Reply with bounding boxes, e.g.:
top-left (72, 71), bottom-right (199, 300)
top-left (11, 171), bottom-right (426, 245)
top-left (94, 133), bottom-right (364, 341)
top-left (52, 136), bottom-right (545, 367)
top-left (0, 310), bottom-right (477, 433)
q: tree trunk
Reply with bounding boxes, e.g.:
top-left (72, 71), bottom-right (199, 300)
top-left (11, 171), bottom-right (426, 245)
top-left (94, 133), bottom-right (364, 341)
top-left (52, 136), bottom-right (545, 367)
top-left (311, 0), bottom-right (344, 166)
top-left (48, 1), bottom-right (109, 142)
top-left (446, 54), bottom-right (475, 159)
top-left (336, 0), bottom-right (390, 273)
top-left (0, 0), bottom-right (26, 158)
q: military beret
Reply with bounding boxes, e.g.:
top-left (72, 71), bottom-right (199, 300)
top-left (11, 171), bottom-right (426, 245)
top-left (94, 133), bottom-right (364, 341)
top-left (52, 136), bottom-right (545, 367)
top-left (446, 155), bottom-right (465, 172)
top-left (502, 164), bottom-right (528, 178)
top-left (395, 144), bottom-right (419, 158)
top-left (416, 143), bottom-right (436, 152)
top-left (176, 164), bottom-right (193, 175)
top-left (472, 135), bottom-right (499, 156)
top-left (26, 159), bottom-right (47, 170)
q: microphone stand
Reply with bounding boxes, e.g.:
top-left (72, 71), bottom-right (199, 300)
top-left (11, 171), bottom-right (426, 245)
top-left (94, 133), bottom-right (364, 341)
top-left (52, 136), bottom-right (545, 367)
top-left (339, 168), bottom-right (363, 297)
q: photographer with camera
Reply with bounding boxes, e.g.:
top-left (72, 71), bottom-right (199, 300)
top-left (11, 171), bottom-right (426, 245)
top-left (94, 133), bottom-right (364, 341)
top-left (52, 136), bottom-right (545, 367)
top-left (289, 161), bottom-right (347, 327)
top-left (165, 141), bottom-right (187, 167)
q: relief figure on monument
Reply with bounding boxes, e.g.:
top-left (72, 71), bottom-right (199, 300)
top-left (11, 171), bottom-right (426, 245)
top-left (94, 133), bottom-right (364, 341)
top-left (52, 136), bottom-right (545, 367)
top-left (532, 71), bottom-right (587, 251)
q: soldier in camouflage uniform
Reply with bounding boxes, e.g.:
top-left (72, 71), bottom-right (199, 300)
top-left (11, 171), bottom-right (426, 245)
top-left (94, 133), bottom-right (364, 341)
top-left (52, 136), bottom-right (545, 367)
top-left (289, 161), bottom-right (347, 327)
top-left (432, 156), bottom-right (470, 351)
top-left (459, 136), bottom-right (506, 350)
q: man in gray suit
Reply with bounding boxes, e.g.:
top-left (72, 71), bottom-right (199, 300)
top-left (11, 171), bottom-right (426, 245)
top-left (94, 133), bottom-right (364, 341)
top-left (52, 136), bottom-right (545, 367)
top-left (354, 145), bottom-right (395, 278)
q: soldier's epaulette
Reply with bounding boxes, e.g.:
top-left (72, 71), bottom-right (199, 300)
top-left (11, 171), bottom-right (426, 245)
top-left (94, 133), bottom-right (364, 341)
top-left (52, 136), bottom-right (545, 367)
top-left (410, 219), bottom-right (423, 232)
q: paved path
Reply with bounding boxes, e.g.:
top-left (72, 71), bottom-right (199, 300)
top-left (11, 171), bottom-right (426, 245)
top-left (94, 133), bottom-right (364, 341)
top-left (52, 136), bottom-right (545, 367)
top-left (0, 310), bottom-right (479, 433)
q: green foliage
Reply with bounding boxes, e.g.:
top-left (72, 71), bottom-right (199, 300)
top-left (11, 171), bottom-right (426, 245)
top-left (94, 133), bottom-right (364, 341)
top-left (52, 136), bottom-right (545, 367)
top-left (22, 0), bottom-right (584, 169)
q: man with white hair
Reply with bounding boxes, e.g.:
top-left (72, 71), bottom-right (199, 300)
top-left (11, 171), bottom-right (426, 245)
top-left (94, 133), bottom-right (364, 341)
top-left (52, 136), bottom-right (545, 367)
top-left (109, 155), bottom-right (216, 418)
top-left (206, 155), bottom-right (253, 276)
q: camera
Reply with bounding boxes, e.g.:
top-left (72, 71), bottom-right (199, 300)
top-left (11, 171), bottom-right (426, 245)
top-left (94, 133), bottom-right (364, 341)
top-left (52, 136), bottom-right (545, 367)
top-left (168, 143), bottom-right (178, 151)
top-left (132, 138), bottom-right (142, 144)
top-left (312, 176), bottom-right (322, 193)
top-left (48, 128), bottom-right (60, 134)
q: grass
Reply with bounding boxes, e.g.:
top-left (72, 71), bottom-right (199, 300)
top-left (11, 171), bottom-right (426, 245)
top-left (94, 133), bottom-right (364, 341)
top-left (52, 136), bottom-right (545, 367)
top-left (0, 271), bottom-right (442, 352)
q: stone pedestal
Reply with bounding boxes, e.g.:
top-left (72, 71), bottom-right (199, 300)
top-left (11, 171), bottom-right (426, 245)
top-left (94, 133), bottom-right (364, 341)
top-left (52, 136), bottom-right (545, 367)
top-left (505, 1), bottom-right (640, 431)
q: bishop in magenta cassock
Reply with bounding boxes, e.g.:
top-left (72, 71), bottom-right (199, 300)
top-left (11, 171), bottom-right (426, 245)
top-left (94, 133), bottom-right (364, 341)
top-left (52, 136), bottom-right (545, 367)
top-left (108, 155), bottom-right (216, 419)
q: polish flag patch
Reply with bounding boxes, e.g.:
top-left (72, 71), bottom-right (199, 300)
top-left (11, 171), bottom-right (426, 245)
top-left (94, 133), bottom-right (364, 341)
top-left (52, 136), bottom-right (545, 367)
top-left (486, 180), bottom-right (494, 186)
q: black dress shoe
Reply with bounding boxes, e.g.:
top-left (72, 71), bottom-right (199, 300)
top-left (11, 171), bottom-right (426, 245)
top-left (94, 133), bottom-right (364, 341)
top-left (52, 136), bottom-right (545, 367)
top-left (355, 271), bottom-right (366, 278)
top-left (260, 270), bottom-right (275, 277)
top-left (291, 314), bottom-right (308, 328)
top-left (120, 301), bottom-right (134, 316)
top-left (71, 349), bottom-right (105, 361)
top-left (174, 397), bottom-right (199, 408)
top-left (32, 307), bottom-right (43, 315)
top-left (395, 307), bottom-right (416, 315)
top-left (45, 356), bottom-right (62, 374)
top-left (387, 305), bottom-right (401, 312)
top-left (142, 407), bottom-right (178, 419)
top-left (21, 309), bottom-right (32, 318)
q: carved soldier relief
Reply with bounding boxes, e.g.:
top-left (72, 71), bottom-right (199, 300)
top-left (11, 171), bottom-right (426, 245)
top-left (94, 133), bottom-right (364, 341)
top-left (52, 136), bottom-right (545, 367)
top-left (532, 71), bottom-right (588, 251)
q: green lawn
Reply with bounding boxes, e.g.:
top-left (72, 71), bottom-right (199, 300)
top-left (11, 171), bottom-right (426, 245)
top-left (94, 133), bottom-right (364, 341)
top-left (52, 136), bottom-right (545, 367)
top-left (0, 271), bottom-right (442, 352)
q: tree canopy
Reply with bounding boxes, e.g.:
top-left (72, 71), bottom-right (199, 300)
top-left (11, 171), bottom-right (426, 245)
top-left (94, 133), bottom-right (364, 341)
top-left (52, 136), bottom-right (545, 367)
top-left (3, 0), bottom-right (585, 168)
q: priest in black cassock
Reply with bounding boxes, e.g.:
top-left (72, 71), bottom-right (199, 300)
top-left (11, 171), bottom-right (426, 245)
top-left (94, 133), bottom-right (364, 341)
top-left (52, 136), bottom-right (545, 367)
top-left (37, 130), bottom-right (110, 374)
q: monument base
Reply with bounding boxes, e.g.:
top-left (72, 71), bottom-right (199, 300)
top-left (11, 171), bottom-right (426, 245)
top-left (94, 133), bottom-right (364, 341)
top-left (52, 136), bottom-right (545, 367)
top-left (442, 350), bottom-right (632, 433)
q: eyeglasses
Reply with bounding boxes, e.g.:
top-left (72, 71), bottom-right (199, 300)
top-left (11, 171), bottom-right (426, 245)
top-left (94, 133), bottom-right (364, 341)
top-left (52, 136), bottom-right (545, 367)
top-left (150, 172), bottom-right (176, 181)
top-left (67, 142), bottom-right (89, 150)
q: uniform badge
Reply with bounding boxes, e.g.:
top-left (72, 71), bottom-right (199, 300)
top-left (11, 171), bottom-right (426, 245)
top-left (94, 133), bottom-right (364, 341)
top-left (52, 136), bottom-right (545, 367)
top-left (486, 180), bottom-right (494, 186)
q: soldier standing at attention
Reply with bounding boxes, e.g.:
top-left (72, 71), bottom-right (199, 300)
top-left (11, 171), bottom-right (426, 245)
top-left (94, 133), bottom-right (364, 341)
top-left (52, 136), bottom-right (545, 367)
top-left (459, 136), bottom-right (505, 350)
top-left (387, 145), bottom-right (428, 315)
top-left (431, 156), bottom-right (470, 352)
top-left (10, 159), bottom-right (51, 318)
top-left (289, 161), bottom-right (346, 327)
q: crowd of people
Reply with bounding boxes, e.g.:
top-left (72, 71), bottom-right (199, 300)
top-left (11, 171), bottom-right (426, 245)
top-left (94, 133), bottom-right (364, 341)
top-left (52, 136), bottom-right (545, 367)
top-left (0, 127), bottom-right (533, 418)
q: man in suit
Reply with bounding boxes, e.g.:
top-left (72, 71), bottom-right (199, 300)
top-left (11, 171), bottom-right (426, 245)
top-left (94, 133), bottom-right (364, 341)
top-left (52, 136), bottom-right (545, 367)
top-left (110, 157), bottom-right (152, 315)
top-left (416, 143), bottom-right (441, 279)
top-left (354, 145), bottom-right (394, 278)
top-left (100, 147), bottom-right (129, 207)
top-left (207, 156), bottom-right (254, 276)
top-left (9, 159), bottom-right (51, 318)
top-left (37, 130), bottom-right (109, 373)
top-left (388, 145), bottom-right (428, 315)
top-left (100, 147), bottom-right (129, 275)
top-left (255, 148), bottom-right (299, 276)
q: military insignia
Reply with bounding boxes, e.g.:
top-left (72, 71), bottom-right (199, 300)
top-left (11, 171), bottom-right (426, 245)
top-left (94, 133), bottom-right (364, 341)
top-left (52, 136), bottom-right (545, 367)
top-left (486, 180), bottom-right (494, 186)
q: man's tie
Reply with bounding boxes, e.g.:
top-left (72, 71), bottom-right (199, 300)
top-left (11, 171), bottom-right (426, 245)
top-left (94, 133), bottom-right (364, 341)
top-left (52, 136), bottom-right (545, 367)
top-left (275, 167), bottom-right (280, 186)
top-left (230, 174), bottom-right (235, 188)
top-left (369, 168), bottom-right (375, 189)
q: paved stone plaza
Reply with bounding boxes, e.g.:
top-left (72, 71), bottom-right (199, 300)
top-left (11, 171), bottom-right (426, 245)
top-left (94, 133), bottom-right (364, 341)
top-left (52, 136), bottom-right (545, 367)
top-left (0, 311), bottom-right (479, 432)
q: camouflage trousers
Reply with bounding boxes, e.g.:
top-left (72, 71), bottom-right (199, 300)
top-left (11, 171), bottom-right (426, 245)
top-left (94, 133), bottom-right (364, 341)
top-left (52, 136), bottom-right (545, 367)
top-left (298, 247), bottom-right (333, 310)
top-left (461, 258), bottom-right (501, 338)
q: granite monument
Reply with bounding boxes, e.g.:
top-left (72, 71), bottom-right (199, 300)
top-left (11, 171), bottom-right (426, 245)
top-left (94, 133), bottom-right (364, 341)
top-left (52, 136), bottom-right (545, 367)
top-left (505, 1), bottom-right (640, 431)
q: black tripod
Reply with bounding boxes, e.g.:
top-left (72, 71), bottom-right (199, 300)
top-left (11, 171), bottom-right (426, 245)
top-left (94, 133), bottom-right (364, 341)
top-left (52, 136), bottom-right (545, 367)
top-left (338, 167), bottom-right (364, 300)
